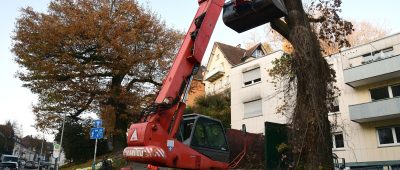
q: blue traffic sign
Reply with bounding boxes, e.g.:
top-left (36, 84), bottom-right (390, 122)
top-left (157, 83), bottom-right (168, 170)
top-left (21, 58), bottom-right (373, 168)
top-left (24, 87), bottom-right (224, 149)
top-left (93, 119), bottom-right (102, 128)
top-left (90, 128), bottom-right (105, 139)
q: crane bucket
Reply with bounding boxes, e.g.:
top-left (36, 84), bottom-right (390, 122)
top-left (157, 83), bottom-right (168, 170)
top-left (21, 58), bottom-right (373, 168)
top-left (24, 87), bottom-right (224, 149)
top-left (222, 0), bottom-right (287, 33)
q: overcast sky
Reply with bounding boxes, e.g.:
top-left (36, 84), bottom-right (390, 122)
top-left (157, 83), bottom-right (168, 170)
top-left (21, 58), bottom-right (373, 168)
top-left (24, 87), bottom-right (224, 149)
top-left (1, 0), bottom-right (399, 141)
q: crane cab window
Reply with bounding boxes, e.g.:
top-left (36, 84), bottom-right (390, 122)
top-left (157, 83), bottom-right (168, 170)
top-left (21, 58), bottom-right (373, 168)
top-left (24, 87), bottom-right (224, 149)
top-left (192, 118), bottom-right (228, 151)
top-left (177, 119), bottom-right (195, 144)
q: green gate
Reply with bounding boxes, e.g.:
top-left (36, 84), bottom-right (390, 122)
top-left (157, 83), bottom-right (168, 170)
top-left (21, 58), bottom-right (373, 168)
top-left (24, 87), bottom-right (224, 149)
top-left (264, 122), bottom-right (287, 169)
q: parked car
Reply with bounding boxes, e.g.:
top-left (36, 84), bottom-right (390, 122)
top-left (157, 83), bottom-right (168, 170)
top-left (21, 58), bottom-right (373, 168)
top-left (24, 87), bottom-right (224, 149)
top-left (0, 162), bottom-right (18, 170)
top-left (19, 159), bottom-right (26, 167)
top-left (24, 161), bottom-right (38, 169)
top-left (39, 161), bottom-right (51, 169)
top-left (0, 155), bottom-right (19, 169)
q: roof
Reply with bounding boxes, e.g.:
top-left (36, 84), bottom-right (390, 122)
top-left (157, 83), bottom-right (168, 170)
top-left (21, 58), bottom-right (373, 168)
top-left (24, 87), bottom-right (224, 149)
top-left (244, 43), bottom-right (261, 57)
top-left (241, 43), bottom-right (265, 61)
top-left (215, 42), bottom-right (246, 65)
top-left (214, 42), bottom-right (266, 65)
top-left (232, 50), bottom-right (284, 68)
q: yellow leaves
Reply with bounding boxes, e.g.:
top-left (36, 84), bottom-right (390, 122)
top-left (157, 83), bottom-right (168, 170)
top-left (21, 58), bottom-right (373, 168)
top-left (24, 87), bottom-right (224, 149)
top-left (282, 40), bottom-right (293, 54)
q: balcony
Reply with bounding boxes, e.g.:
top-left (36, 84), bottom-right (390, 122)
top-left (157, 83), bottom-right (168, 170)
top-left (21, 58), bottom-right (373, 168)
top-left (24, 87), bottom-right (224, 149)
top-left (204, 67), bottom-right (224, 82)
top-left (343, 54), bottom-right (400, 87)
top-left (349, 97), bottom-right (400, 123)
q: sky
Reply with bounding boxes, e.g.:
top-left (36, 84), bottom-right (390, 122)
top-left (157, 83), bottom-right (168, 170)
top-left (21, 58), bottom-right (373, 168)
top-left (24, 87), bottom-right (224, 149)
top-left (1, 0), bottom-right (400, 141)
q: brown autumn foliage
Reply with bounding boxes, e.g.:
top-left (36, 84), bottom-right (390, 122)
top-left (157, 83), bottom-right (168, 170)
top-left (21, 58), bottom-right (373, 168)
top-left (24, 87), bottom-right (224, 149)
top-left (321, 21), bottom-right (390, 55)
top-left (283, 20), bottom-right (389, 56)
top-left (12, 0), bottom-right (182, 149)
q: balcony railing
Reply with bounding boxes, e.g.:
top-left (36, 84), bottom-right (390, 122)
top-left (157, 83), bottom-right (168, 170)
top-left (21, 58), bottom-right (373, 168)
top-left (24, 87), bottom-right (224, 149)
top-left (343, 54), bottom-right (400, 87)
top-left (349, 97), bottom-right (400, 123)
top-left (204, 67), bottom-right (224, 82)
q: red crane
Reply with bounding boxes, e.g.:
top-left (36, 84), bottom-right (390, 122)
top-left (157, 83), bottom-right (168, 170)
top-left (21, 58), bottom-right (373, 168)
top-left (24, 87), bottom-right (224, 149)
top-left (123, 0), bottom-right (287, 169)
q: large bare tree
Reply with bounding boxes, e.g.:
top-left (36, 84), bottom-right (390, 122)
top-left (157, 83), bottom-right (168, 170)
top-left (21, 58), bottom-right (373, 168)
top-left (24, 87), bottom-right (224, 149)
top-left (269, 0), bottom-right (353, 168)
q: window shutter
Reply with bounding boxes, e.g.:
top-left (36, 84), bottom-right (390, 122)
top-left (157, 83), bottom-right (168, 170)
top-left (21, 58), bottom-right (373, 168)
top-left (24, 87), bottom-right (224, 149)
top-left (243, 68), bottom-right (260, 83)
top-left (244, 99), bottom-right (262, 118)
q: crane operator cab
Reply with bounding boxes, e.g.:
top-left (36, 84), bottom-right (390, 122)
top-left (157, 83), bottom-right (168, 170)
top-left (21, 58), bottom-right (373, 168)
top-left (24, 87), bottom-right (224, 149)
top-left (176, 114), bottom-right (230, 163)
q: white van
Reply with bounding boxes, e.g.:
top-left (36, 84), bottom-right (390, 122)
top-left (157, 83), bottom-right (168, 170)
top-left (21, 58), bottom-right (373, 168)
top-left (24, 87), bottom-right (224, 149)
top-left (0, 154), bottom-right (19, 169)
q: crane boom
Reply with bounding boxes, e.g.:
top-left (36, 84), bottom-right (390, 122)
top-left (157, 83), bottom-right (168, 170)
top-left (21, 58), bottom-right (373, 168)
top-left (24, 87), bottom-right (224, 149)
top-left (123, 0), bottom-right (227, 169)
top-left (123, 0), bottom-right (287, 169)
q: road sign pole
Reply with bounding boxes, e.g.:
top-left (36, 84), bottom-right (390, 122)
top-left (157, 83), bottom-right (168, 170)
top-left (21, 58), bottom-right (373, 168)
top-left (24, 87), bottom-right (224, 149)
top-left (54, 157), bottom-right (58, 170)
top-left (92, 138), bottom-right (98, 170)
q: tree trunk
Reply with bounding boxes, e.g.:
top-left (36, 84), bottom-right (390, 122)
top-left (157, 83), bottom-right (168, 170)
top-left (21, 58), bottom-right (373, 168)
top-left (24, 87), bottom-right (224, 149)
top-left (283, 0), bottom-right (334, 168)
top-left (108, 75), bottom-right (129, 151)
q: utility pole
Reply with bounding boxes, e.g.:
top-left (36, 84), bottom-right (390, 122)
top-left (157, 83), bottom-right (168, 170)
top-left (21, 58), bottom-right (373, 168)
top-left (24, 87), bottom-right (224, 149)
top-left (39, 134), bottom-right (45, 169)
top-left (55, 112), bottom-right (66, 170)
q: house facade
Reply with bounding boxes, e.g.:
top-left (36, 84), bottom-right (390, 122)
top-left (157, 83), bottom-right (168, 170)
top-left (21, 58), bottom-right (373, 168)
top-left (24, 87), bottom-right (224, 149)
top-left (203, 42), bottom-right (267, 95)
top-left (230, 33), bottom-right (400, 169)
top-left (186, 66), bottom-right (206, 107)
top-left (230, 50), bottom-right (286, 132)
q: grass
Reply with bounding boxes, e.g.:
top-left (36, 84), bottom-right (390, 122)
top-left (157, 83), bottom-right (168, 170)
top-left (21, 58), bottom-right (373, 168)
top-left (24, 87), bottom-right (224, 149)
top-left (60, 152), bottom-right (128, 170)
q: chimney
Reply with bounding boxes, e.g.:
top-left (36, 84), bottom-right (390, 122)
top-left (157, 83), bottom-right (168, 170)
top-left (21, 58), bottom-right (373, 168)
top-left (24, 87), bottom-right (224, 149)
top-left (236, 44), bottom-right (241, 48)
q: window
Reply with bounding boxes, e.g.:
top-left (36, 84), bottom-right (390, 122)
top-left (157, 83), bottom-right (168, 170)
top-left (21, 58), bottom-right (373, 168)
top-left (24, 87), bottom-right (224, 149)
top-left (395, 127), bottom-right (400, 142)
top-left (377, 126), bottom-right (400, 146)
top-left (333, 133), bottom-right (344, 149)
top-left (362, 47), bottom-right (393, 63)
top-left (177, 119), bottom-right (195, 142)
top-left (392, 165), bottom-right (400, 170)
top-left (219, 79), bottom-right (223, 89)
top-left (329, 97), bottom-right (340, 113)
top-left (392, 84), bottom-right (400, 97)
top-left (370, 86), bottom-right (389, 101)
top-left (216, 54), bottom-right (220, 60)
top-left (243, 68), bottom-right (261, 86)
top-left (370, 84), bottom-right (400, 101)
top-left (209, 84), bottom-right (214, 93)
top-left (363, 165), bottom-right (384, 170)
top-left (378, 128), bottom-right (394, 144)
top-left (252, 49), bottom-right (263, 58)
top-left (204, 120), bottom-right (228, 150)
top-left (243, 99), bottom-right (262, 118)
top-left (192, 118), bottom-right (228, 150)
top-left (382, 47), bottom-right (394, 57)
top-left (225, 76), bottom-right (230, 85)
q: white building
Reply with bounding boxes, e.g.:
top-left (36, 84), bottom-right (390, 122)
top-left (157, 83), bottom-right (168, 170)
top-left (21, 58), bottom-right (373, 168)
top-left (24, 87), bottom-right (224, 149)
top-left (230, 50), bottom-right (286, 132)
top-left (204, 42), bottom-right (268, 95)
top-left (12, 139), bottom-right (36, 161)
top-left (230, 33), bottom-right (400, 169)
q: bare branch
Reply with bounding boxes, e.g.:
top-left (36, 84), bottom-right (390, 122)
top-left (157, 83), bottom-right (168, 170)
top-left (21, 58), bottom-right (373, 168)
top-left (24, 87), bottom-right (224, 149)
top-left (271, 19), bottom-right (291, 41)
top-left (308, 16), bottom-right (326, 23)
top-left (126, 77), bottom-right (162, 91)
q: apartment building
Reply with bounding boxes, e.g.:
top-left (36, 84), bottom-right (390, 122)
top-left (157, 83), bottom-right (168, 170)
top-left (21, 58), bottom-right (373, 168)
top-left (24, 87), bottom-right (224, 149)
top-left (203, 42), bottom-right (267, 95)
top-left (230, 33), bottom-right (400, 169)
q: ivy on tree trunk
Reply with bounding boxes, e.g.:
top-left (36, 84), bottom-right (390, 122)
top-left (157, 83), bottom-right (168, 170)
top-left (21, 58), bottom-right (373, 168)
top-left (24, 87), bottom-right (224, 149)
top-left (273, 0), bottom-right (338, 168)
